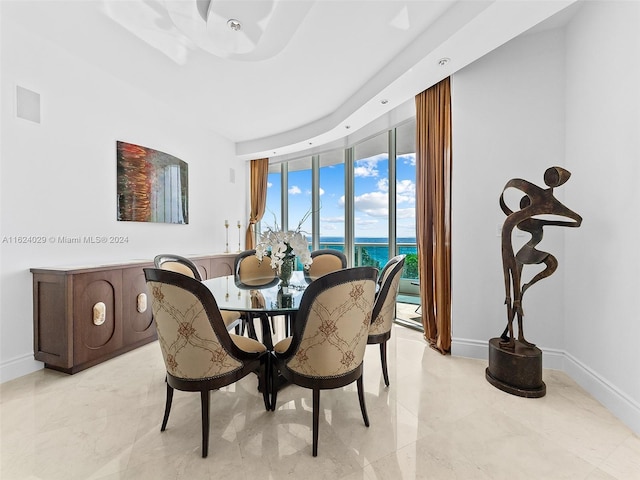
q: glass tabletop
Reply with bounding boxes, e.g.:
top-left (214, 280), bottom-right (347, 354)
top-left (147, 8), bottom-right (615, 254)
top-left (202, 271), bottom-right (308, 314)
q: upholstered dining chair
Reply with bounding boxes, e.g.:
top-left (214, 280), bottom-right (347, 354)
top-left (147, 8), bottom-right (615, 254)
top-left (270, 266), bottom-right (378, 456)
top-left (154, 253), bottom-right (242, 332)
top-left (368, 255), bottom-right (406, 387)
top-left (234, 249), bottom-right (279, 339)
top-left (154, 253), bottom-right (202, 279)
top-left (144, 268), bottom-right (270, 458)
top-left (234, 249), bottom-right (279, 288)
top-left (304, 249), bottom-right (347, 283)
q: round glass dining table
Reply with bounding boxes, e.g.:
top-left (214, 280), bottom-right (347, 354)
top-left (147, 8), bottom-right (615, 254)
top-left (202, 271), bottom-right (308, 350)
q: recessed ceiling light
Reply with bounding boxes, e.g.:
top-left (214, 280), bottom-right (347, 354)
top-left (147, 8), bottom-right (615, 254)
top-left (438, 57), bottom-right (450, 66)
top-left (345, 125), bottom-right (351, 129)
top-left (380, 99), bottom-right (389, 105)
top-left (227, 19), bottom-right (242, 31)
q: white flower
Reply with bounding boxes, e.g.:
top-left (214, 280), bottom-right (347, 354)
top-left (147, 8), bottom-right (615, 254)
top-left (255, 213), bottom-right (313, 273)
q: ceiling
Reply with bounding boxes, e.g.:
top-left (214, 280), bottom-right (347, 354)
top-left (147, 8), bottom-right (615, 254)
top-left (7, 0), bottom-right (578, 160)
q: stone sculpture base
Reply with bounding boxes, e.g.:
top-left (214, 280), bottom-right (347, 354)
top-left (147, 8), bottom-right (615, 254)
top-left (485, 337), bottom-right (546, 398)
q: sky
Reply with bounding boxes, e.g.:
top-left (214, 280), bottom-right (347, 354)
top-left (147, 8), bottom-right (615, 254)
top-left (264, 152), bottom-right (416, 240)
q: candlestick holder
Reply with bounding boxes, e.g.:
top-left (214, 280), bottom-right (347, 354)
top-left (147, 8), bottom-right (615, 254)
top-left (237, 222), bottom-right (242, 253)
top-left (224, 221), bottom-right (230, 253)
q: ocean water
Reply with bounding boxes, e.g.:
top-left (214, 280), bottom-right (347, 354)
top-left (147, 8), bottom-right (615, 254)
top-left (318, 237), bottom-right (416, 269)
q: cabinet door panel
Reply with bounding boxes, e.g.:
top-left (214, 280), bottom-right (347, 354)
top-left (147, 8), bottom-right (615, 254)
top-left (122, 266), bottom-right (156, 344)
top-left (73, 271), bottom-right (122, 365)
top-left (210, 256), bottom-right (234, 278)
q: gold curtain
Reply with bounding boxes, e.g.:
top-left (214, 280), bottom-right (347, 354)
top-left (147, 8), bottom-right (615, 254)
top-left (415, 77), bottom-right (452, 354)
top-left (245, 158), bottom-right (269, 249)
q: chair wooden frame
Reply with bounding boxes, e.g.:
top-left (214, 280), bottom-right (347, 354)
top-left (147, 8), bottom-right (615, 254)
top-left (144, 268), bottom-right (270, 458)
top-left (271, 266), bottom-right (378, 456)
top-left (368, 255), bottom-right (406, 386)
top-left (154, 253), bottom-right (203, 280)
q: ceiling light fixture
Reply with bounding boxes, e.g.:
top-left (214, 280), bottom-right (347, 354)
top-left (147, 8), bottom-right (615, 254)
top-left (380, 99), bottom-right (389, 105)
top-left (438, 57), bottom-right (450, 66)
top-left (227, 19), bottom-right (242, 31)
top-left (345, 125), bottom-right (351, 129)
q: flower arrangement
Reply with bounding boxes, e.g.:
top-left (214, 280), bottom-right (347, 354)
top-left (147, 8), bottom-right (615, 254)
top-left (255, 212), bottom-right (313, 275)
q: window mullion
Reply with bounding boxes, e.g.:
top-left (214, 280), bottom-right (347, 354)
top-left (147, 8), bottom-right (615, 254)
top-left (389, 129), bottom-right (397, 258)
top-left (281, 162), bottom-right (288, 232)
top-left (344, 147), bottom-right (354, 267)
top-left (311, 155), bottom-right (320, 250)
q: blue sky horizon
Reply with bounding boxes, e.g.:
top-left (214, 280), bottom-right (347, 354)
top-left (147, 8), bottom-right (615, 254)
top-left (265, 152), bottom-right (416, 239)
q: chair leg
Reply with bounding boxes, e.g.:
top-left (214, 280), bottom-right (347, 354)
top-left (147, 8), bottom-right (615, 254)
top-left (161, 383), bottom-right (173, 431)
top-left (312, 388), bottom-right (320, 456)
top-left (380, 342), bottom-right (390, 387)
top-left (200, 390), bottom-right (210, 458)
top-left (246, 314), bottom-right (258, 340)
top-left (270, 354), bottom-right (278, 411)
top-left (261, 355), bottom-right (271, 411)
top-left (357, 374), bottom-right (370, 427)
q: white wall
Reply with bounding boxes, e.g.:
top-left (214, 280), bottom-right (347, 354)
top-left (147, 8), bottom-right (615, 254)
top-left (563, 1), bottom-right (640, 433)
top-left (0, 12), bottom-right (247, 381)
top-left (451, 27), bottom-right (568, 359)
top-left (451, 2), bottom-right (640, 434)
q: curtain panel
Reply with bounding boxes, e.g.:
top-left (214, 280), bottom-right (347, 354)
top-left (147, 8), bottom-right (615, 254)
top-left (415, 77), bottom-right (452, 354)
top-left (245, 158), bottom-right (269, 249)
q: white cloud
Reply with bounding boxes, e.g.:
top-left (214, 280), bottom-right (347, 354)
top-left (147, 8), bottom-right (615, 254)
top-left (354, 163), bottom-right (378, 178)
top-left (377, 178), bottom-right (389, 192)
top-left (353, 154), bottom-right (386, 178)
top-left (399, 153), bottom-right (416, 166)
top-left (319, 187), bottom-right (325, 196)
top-left (321, 216), bottom-right (344, 223)
top-left (267, 182), bottom-right (273, 188)
top-left (355, 218), bottom-right (379, 226)
top-left (288, 185), bottom-right (302, 195)
top-left (397, 207), bottom-right (415, 219)
top-left (397, 179), bottom-right (416, 205)
top-left (354, 191), bottom-right (388, 217)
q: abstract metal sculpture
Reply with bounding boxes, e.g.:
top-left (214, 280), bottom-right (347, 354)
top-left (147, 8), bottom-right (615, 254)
top-left (487, 167), bottom-right (581, 397)
top-left (499, 167), bottom-right (582, 351)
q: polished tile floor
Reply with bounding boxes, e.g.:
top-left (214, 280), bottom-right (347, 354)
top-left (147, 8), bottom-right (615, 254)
top-left (1, 320), bottom-right (639, 480)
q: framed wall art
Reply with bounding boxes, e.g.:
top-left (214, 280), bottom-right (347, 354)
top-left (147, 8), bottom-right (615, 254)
top-left (116, 141), bottom-right (188, 224)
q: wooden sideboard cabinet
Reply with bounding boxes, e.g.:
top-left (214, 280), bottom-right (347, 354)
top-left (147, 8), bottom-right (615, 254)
top-left (31, 253), bottom-right (236, 373)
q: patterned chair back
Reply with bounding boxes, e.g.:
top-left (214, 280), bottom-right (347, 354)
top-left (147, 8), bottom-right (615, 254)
top-left (283, 267), bottom-right (377, 378)
top-left (305, 249), bottom-right (347, 282)
top-left (370, 255), bottom-right (406, 336)
top-left (146, 270), bottom-right (242, 380)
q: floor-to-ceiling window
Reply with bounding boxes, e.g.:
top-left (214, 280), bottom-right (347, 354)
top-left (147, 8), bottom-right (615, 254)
top-left (263, 162), bottom-right (282, 231)
top-left (261, 120), bottom-right (420, 324)
top-left (353, 131), bottom-right (389, 270)
top-left (395, 119), bottom-right (420, 326)
top-left (287, 157), bottom-right (312, 235)
top-left (318, 150), bottom-right (345, 251)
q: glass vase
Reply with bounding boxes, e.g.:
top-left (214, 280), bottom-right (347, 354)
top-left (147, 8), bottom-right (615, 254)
top-left (278, 255), bottom-right (295, 287)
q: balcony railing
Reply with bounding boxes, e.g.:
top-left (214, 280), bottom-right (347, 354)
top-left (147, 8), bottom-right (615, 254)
top-left (318, 241), bottom-right (419, 297)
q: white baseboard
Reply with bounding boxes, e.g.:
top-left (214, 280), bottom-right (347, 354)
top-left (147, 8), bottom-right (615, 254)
top-left (562, 351), bottom-right (640, 435)
top-left (451, 337), bottom-right (640, 436)
top-left (0, 353), bottom-right (43, 383)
